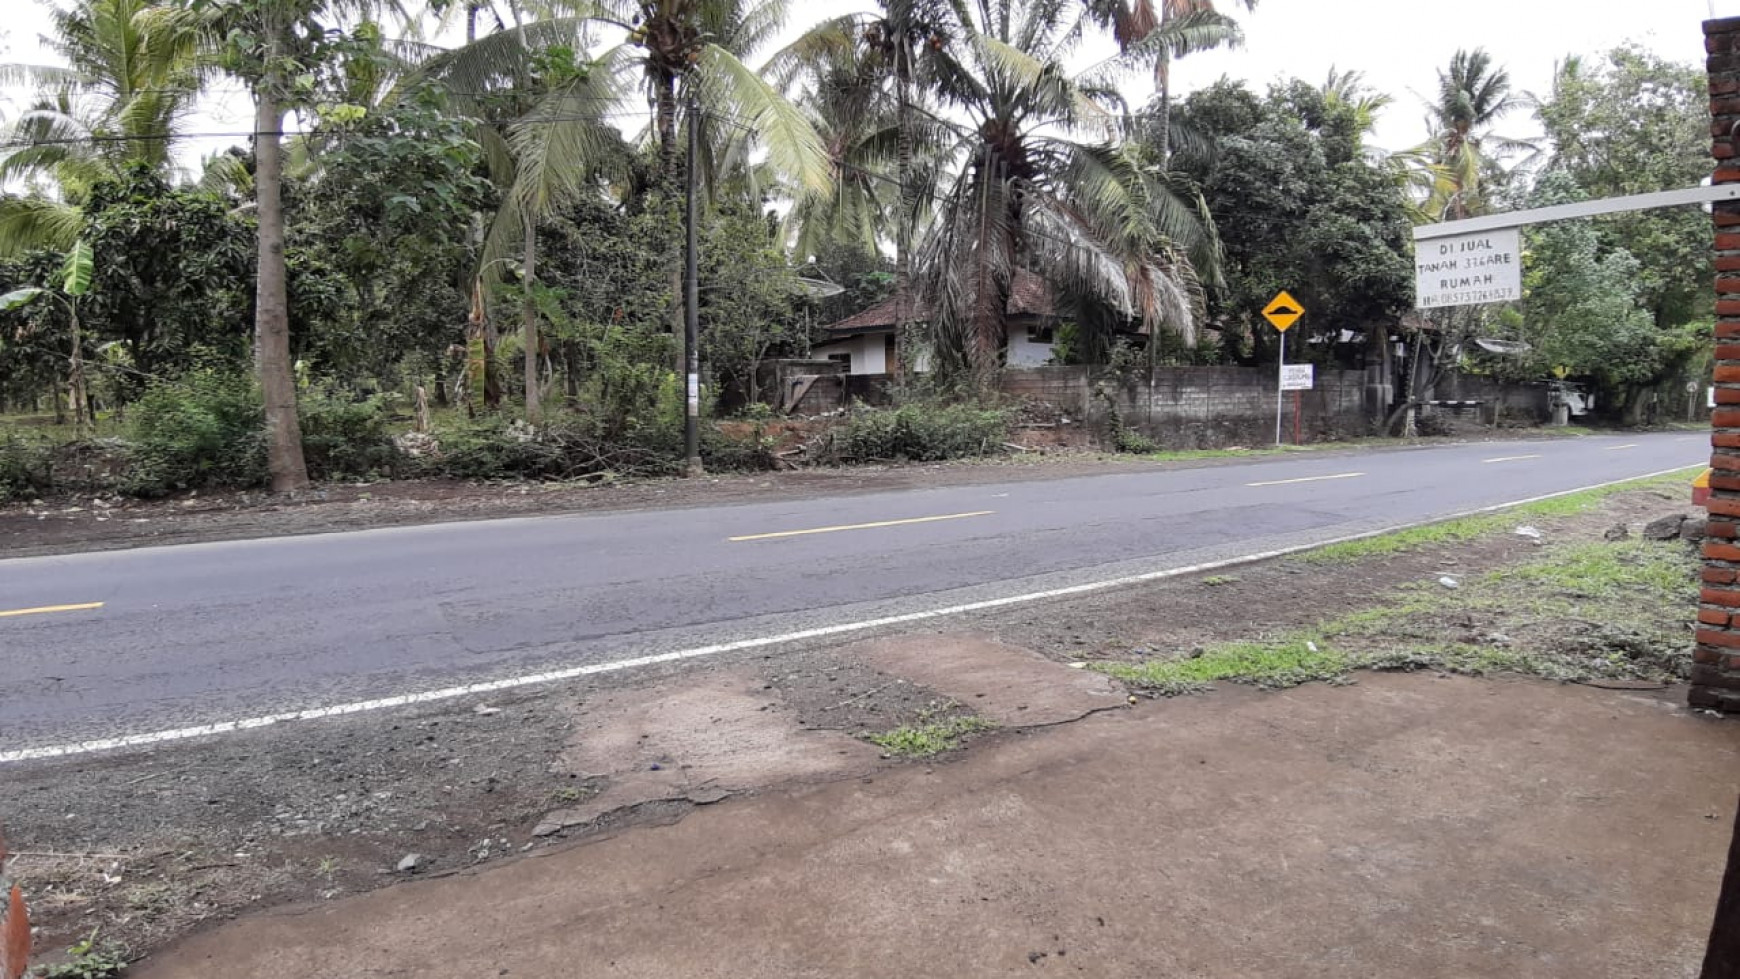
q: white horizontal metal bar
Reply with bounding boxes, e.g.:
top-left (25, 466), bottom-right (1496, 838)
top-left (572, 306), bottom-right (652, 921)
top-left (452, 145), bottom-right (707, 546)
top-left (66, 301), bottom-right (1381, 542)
top-left (1413, 184), bottom-right (1740, 240)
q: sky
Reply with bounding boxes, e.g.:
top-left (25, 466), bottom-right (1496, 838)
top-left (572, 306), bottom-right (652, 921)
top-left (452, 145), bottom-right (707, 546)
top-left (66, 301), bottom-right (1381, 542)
top-left (2, 0), bottom-right (1737, 171)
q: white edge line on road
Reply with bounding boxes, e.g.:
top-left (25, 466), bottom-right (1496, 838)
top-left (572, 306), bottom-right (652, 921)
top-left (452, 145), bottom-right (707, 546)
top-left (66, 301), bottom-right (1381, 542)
top-left (1482, 455), bottom-right (1541, 464)
top-left (0, 463), bottom-right (1702, 766)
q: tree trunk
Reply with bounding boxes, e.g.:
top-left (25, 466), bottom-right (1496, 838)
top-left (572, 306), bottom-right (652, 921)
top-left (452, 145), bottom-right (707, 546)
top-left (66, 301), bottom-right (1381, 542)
top-left (1154, 57), bottom-right (1172, 169)
top-left (68, 304), bottom-right (89, 436)
top-left (252, 52), bottom-right (310, 493)
top-left (892, 51), bottom-right (915, 382)
top-left (522, 207), bottom-right (541, 424)
top-left (657, 76), bottom-right (685, 369)
top-left (1363, 320), bottom-right (1393, 430)
top-left (1153, 0), bottom-right (1173, 168)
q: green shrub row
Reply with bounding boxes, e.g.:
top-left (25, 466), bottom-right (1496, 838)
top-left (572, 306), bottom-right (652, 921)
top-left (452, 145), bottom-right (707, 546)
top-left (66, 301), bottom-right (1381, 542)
top-left (812, 403), bottom-right (1012, 464)
top-left (1, 381), bottom-right (1014, 502)
top-left (0, 371), bottom-right (787, 501)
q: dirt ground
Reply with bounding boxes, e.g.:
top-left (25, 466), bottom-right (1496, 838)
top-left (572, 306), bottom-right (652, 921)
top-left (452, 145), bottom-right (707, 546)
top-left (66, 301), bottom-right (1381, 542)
top-left (0, 430), bottom-right (1606, 559)
top-left (133, 673), bottom-right (1736, 979)
top-left (1, 481), bottom-right (1723, 973)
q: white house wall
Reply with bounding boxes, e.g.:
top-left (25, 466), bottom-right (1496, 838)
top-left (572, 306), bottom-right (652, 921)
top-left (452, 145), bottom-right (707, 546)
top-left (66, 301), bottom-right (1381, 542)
top-left (810, 334), bottom-right (887, 375)
top-left (1006, 329), bottom-right (1055, 367)
top-left (814, 324), bottom-right (1052, 374)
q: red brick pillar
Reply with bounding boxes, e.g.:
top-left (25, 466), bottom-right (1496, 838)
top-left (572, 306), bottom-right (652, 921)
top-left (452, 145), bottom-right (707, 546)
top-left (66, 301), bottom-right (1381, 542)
top-left (1698, 16), bottom-right (1740, 714)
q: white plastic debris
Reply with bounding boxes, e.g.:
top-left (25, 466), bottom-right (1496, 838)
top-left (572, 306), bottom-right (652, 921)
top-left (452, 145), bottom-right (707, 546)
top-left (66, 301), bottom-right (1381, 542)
top-left (1514, 525), bottom-right (1542, 540)
top-left (1438, 576), bottom-right (1460, 589)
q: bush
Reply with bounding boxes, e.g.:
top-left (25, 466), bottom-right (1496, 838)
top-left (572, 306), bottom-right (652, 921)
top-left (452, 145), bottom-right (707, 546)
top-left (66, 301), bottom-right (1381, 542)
top-left (125, 369), bottom-right (266, 495)
top-left (298, 387), bottom-right (401, 480)
top-left (1112, 426), bottom-right (1159, 454)
top-left (416, 415), bottom-right (568, 480)
top-left (815, 403), bottom-right (1011, 464)
top-left (415, 412), bottom-right (684, 481)
top-left (0, 432), bottom-right (55, 502)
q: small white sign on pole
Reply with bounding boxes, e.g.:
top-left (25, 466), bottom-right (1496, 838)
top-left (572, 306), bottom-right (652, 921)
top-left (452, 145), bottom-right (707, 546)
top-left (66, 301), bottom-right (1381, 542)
top-left (1280, 364), bottom-right (1314, 391)
top-left (1415, 228), bottom-right (1522, 309)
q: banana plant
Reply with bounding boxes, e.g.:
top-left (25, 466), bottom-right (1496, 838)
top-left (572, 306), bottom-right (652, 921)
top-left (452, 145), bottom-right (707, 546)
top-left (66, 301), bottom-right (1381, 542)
top-left (1, 239), bottom-right (96, 434)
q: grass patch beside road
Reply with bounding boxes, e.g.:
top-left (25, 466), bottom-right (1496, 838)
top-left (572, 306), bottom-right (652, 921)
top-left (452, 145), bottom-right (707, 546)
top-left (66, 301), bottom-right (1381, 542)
top-left (867, 713), bottom-right (997, 758)
top-left (1301, 467), bottom-right (1700, 564)
top-left (1097, 533), bottom-right (1699, 696)
top-left (1095, 637), bottom-right (1348, 696)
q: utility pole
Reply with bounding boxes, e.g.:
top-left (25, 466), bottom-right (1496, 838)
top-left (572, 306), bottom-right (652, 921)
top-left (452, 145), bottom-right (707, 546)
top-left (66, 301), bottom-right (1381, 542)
top-left (683, 94), bottom-right (702, 477)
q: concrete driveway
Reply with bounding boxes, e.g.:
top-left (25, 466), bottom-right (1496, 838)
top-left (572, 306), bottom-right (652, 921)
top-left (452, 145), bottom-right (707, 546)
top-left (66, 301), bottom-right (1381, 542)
top-left (135, 673), bottom-right (1738, 979)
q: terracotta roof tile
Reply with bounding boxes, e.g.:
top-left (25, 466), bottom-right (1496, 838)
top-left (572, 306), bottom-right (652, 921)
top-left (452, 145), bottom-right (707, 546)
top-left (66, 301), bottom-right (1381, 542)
top-left (823, 271), bottom-right (1055, 333)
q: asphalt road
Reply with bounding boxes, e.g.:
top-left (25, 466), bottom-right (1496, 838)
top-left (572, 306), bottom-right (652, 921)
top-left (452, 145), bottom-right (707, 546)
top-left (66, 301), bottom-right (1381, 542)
top-left (0, 433), bottom-right (1706, 754)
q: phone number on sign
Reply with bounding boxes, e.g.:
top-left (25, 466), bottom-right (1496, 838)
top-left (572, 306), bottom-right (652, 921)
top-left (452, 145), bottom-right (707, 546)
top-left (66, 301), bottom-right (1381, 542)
top-left (1420, 287), bottom-right (1519, 307)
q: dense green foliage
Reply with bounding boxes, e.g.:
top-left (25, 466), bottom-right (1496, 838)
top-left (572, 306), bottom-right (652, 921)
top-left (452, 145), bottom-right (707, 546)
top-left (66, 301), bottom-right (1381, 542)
top-left (0, 0), bottom-right (1722, 490)
top-left (813, 403), bottom-right (1011, 464)
top-left (1171, 80), bottom-right (1415, 364)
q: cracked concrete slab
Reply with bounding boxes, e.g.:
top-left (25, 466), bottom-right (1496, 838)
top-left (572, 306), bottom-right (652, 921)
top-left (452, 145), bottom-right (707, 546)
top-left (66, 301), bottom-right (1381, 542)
top-left (534, 671), bottom-right (880, 835)
top-left (844, 632), bottom-right (1124, 726)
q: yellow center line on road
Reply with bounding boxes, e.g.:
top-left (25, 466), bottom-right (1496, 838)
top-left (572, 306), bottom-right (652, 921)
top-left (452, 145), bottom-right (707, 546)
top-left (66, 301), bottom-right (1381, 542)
top-left (0, 601), bottom-right (104, 619)
top-left (1606, 443), bottom-right (1640, 451)
top-left (1246, 472), bottom-right (1365, 488)
top-left (729, 510), bottom-right (996, 542)
top-left (1483, 454), bottom-right (1542, 463)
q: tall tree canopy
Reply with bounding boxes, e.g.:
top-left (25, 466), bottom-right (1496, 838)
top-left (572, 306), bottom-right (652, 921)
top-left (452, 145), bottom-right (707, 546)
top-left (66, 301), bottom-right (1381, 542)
top-left (1170, 78), bottom-right (1414, 364)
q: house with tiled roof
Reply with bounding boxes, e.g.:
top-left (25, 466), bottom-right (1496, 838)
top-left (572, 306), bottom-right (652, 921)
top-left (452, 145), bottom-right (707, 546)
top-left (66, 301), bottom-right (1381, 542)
top-left (811, 270), bottom-right (1063, 374)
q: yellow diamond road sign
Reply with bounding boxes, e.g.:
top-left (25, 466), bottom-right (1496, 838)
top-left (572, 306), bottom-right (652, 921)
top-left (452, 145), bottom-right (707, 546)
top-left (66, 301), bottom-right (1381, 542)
top-left (1263, 291), bottom-right (1304, 332)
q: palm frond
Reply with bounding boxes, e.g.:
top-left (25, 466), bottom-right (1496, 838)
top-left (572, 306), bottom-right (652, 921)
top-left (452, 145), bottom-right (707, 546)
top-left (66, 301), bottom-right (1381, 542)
top-left (0, 64), bottom-right (88, 91)
top-left (731, 0), bottom-right (791, 60)
top-left (1096, 7), bottom-right (1239, 71)
top-left (198, 152), bottom-right (253, 196)
top-left (396, 16), bottom-right (594, 111)
top-left (696, 44), bottom-right (832, 196)
top-left (0, 197), bottom-right (84, 258)
top-left (507, 67), bottom-right (630, 214)
top-left (759, 13), bottom-right (868, 93)
top-left (977, 36), bottom-right (1112, 137)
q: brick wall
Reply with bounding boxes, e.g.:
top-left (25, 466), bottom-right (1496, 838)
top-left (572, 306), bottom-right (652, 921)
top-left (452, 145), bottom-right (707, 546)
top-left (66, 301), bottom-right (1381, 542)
top-left (1695, 16), bottom-right (1740, 712)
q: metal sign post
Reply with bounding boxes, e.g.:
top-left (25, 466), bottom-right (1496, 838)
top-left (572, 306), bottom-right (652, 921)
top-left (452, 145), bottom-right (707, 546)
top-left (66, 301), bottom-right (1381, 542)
top-left (1275, 331), bottom-right (1286, 446)
top-left (1262, 292), bottom-right (1304, 447)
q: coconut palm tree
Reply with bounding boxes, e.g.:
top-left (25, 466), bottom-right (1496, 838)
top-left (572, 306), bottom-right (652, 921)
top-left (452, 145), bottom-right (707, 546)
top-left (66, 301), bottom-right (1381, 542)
top-left (566, 0), bottom-right (830, 196)
top-left (174, 0), bottom-right (419, 492)
top-left (0, 0), bottom-right (204, 255)
top-left (415, 0), bottom-right (832, 401)
top-left (407, 17), bottom-right (635, 422)
top-left (765, 0), bottom-right (954, 374)
top-left (778, 53), bottom-right (897, 260)
top-left (1320, 67), bottom-right (1391, 141)
top-left (1417, 48), bottom-right (1533, 220)
top-left (916, 0), bottom-right (1219, 382)
top-left (1083, 0), bottom-right (1253, 166)
top-left (493, 52), bottom-right (634, 422)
